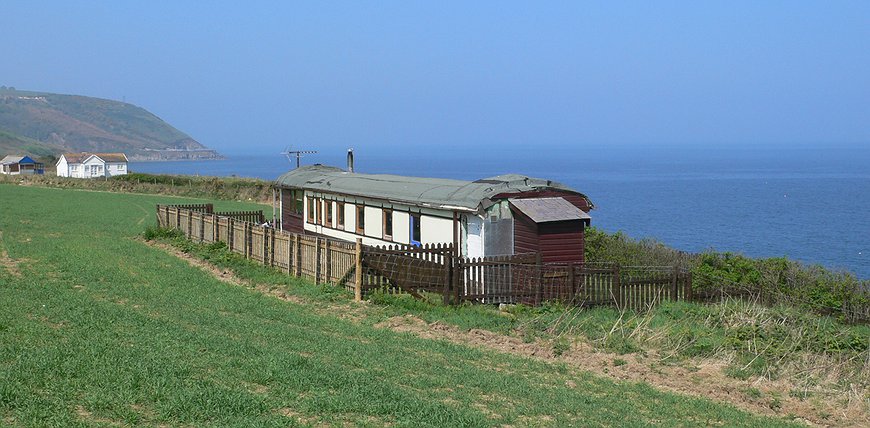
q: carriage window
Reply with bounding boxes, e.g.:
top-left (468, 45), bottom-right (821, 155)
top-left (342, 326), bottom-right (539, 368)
top-left (410, 214), bottom-right (421, 246)
top-left (307, 197), bottom-right (316, 223)
top-left (324, 200), bottom-right (333, 227)
top-left (383, 209), bottom-right (393, 241)
top-left (337, 202), bottom-right (345, 228)
top-left (294, 190), bottom-right (304, 214)
top-left (356, 206), bottom-right (365, 234)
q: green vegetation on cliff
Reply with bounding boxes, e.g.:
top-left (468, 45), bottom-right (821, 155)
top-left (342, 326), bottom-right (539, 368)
top-left (0, 87), bottom-right (220, 160)
top-left (585, 227), bottom-right (870, 322)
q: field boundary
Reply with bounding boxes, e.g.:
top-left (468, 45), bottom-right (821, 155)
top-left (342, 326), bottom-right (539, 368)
top-left (157, 203), bottom-right (693, 310)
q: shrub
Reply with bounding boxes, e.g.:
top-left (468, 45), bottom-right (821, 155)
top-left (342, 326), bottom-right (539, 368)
top-left (142, 226), bottom-right (183, 240)
top-left (585, 227), bottom-right (870, 322)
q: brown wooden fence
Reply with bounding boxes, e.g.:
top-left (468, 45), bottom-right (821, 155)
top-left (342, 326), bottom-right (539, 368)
top-left (156, 204), bottom-right (692, 311)
top-left (455, 257), bottom-right (691, 309)
top-left (157, 204), bottom-right (358, 292)
top-left (360, 243), bottom-right (455, 302)
top-left (215, 210), bottom-right (265, 224)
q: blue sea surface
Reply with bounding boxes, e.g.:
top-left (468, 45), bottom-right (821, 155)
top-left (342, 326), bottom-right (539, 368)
top-left (131, 147), bottom-right (870, 278)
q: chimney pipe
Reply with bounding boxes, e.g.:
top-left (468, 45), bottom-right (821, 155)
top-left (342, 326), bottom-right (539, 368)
top-left (347, 148), bottom-right (354, 173)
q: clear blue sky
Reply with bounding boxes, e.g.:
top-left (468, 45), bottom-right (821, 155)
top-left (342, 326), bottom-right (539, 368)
top-left (2, 1), bottom-right (868, 155)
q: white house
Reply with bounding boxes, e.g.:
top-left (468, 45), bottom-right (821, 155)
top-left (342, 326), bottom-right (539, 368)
top-left (273, 153), bottom-right (594, 263)
top-left (56, 153), bottom-right (128, 178)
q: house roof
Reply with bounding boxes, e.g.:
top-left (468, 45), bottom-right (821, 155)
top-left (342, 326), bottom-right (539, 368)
top-left (91, 153), bottom-right (128, 162)
top-left (60, 152), bottom-right (128, 164)
top-left (1, 155), bottom-right (39, 165)
top-left (274, 164), bottom-right (592, 212)
top-left (509, 197), bottom-right (591, 223)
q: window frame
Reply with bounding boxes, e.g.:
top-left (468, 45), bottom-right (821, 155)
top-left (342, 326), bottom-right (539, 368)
top-left (410, 213), bottom-right (422, 246)
top-left (382, 209), bottom-right (393, 241)
top-left (356, 205), bottom-right (365, 235)
top-left (337, 202), bottom-right (345, 229)
top-left (294, 190), bottom-right (304, 214)
top-left (307, 196), bottom-right (316, 224)
top-left (323, 199), bottom-right (333, 228)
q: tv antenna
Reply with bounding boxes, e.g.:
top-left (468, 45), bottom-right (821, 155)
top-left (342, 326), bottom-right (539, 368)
top-left (281, 147), bottom-right (318, 168)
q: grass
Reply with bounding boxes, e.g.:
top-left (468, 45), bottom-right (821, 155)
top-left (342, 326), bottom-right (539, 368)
top-left (155, 222), bottom-right (870, 424)
top-left (0, 183), bottom-right (802, 426)
top-left (0, 172), bottom-right (273, 204)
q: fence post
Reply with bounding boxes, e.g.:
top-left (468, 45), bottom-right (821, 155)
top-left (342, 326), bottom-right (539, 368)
top-left (614, 265), bottom-right (622, 309)
top-left (199, 213), bottom-right (205, 243)
top-left (246, 223), bottom-right (253, 259)
top-left (175, 208), bottom-right (181, 229)
top-left (286, 233), bottom-right (293, 275)
top-left (354, 238), bottom-right (363, 301)
top-left (442, 249), bottom-right (452, 305)
top-left (213, 214), bottom-right (218, 243)
top-left (269, 229), bottom-right (275, 267)
top-left (671, 265), bottom-right (679, 301)
top-left (228, 218), bottom-right (235, 250)
top-left (535, 252), bottom-right (543, 305)
top-left (293, 234), bottom-right (301, 277)
top-left (186, 211), bottom-right (193, 239)
top-left (453, 255), bottom-right (462, 304)
top-left (242, 222), bottom-right (247, 257)
top-left (243, 222), bottom-right (249, 257)
top-left (568, 262), bottom-right (576, 301)
top-left (324, 239), bottom-right (332, 284)
top-left (314, 237), bottom-right (322, 284)
top-left (261, 226), bottom-right (268, 266)
top-left (156, 205), bottom-right (161, 226)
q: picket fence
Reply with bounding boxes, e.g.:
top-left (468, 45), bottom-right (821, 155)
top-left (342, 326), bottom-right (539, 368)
top-left (156, 204), bottom-right (693, 310)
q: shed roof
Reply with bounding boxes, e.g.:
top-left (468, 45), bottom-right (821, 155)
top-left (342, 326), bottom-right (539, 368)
top-left (509, 197), bottom-right (591, 223)
top-left (274, 164), bottom-right (592, 212)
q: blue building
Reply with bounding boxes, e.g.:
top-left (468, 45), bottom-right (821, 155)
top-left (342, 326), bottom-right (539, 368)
top-left (0, 155), bottom-right (45, 175)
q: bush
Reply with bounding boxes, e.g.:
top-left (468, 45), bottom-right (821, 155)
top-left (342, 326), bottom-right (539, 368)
top-left (142, 226), bottom-right (183, 241)
top-left (585, 228), bottom-right (870, 322)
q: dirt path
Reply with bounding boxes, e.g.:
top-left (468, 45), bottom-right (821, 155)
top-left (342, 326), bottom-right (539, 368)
top-left (143, 239), bottom-right (306, 305)
top-left (146, 238), bottom-right (867, 427)
top-left (377, 315), bottom-right (870, 427)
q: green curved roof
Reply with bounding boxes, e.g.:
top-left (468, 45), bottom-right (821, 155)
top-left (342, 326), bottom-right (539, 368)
top-left (274, 164), bottom-right (592, 212)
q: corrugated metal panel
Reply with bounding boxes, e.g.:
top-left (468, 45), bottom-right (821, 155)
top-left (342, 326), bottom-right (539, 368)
top-left (509, 197), bottom-right (590, 223)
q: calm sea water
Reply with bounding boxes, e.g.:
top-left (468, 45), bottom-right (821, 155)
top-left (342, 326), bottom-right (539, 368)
top-left (131, 147), bottom-right (870, 279)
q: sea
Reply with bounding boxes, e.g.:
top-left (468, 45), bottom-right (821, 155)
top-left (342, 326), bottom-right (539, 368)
top-left (130, 147), bottom-right (870, 279)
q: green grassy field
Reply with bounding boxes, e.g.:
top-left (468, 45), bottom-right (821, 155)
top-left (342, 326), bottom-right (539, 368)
top-left (0, 184), bottom-right (799, 427)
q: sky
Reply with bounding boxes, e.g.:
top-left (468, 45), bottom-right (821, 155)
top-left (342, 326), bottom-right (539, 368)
top-left (2, 1), bottom-right (869, 156)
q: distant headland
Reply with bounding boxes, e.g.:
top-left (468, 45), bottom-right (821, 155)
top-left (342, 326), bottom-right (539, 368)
top-left (0, 86), bottom-right (222, 161)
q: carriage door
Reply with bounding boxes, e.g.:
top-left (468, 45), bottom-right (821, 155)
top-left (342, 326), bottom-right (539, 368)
top-left (409, 214), bottom-right (421, 247)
